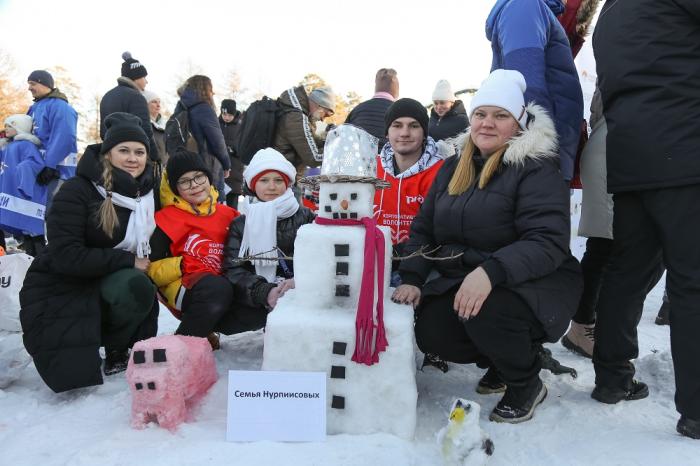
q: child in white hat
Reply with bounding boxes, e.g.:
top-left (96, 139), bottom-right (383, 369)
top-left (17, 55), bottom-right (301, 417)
top-left (222, 148), bottom-right (315, 313)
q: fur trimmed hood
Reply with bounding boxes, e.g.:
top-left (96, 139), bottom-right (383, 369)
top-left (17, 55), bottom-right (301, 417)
top-left (13, 133), bottom-right (41, 146)
top-left (575, 0), bottom-right (601, 38)
top-left (444, 103), bottom-right (558, 164)
top-left (117, 76), bottom-right (141, 91)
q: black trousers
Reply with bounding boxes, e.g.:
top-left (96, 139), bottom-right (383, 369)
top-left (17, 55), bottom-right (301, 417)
top-left (177, 274), bottom-right (268, 337)
top-left (573, 237), bottom-right (614, 324)
top-left (593, 187), bottom-right (700, 419)
top-left (177, 274), bottom-right (234, 337)
top-left (415, 286), bottom-right (545, 388)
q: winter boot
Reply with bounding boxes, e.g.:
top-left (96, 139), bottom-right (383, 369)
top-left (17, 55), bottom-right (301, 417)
top-left (476, 367), bottom-right (506, 394)
top-left (561, 322), bottom-right (595, 359)
top-left (207, 332), bottom-right (221, 351)
top-left (489, 377), bottom-right (547, 424)
top-left (655, 301), bottom-right (670, 326)
top-left (421, 353), bottom-right (449, 373)
top-left (677, 416), bottom-right (700, 439)
top-left (104, 349), bottom-right (130, 375)
top-left (591, 379), bottom-right (649, 404)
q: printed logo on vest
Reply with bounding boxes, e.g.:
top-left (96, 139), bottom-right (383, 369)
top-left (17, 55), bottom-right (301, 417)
top-left (405, 195), bottom-right (425, 205)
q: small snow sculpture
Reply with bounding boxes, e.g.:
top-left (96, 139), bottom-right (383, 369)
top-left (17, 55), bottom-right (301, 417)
top-left (438, 399), bottom-right (494, 466)
top-left (126, 335), bottom-right (217, 430)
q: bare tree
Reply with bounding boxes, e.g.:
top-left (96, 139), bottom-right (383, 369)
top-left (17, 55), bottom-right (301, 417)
top-left (0, 49), bottom-right (31, 124)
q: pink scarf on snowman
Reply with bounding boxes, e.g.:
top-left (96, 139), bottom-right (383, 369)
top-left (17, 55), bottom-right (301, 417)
top-left (315, 215), bottom-right (388, 365)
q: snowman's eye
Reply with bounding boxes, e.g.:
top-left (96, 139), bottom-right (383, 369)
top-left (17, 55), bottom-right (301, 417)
top-left (330, 193), bottom-right (338, 200)
top-left (350, 193), bottom-right (357, 200)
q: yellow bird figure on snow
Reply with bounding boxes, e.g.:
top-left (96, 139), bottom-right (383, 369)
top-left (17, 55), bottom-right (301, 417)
top-left (438, 399), bottom-right (494, 466)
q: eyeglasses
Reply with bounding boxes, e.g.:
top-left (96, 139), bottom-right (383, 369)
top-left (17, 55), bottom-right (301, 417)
top-left (177, 173), bottom-right (208, 190)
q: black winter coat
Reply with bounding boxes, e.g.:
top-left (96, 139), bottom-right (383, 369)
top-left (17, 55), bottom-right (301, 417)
top-left (220, 112), bottom-right (244, 194)
top-left (428, 100), bottom-right (469, 142)
top-left (400, 105), bottom-right (582, 341)
top-left (222, 207), bottom-right (315, 307)
top-left (19, 144), bottom-right (159, 392)
top-left (100, 78), bottom-right (159, 162)
top-left (345, 97), bottom-right (394, 149)
top-left (594, 0), bottom-right (700, 192)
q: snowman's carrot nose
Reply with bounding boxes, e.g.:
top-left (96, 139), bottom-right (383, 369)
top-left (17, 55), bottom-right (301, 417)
top-left (340, 199), bottom-right (349, 210)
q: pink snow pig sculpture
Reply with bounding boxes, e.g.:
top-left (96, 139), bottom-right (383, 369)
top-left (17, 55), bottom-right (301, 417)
top-left (126, 335), bottom-right (218, 431)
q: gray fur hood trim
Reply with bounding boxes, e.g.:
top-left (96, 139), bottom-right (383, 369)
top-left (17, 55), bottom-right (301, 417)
top-left (117, 76), bottom-right (141, 91)
top-left (442, 103), bottom-right (558, 164)
top-left (14, 133), bottom-right (42, 146)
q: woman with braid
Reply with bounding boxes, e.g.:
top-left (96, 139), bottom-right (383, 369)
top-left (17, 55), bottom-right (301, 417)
top-left (20, 113), bottom-right (159, 393)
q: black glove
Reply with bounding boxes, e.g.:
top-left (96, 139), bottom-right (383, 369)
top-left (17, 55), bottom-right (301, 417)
top-left (36, 167), bottom-right (60, 186)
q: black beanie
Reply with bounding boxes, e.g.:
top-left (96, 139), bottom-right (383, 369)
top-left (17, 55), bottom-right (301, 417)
top-left (166, 148), bottom-right (212, 193)
top-left (384, 98), bottom-right (429, 138)
top-left (27, 70), bottom-right (54, 89)
top-left (120, 51), bottom-right (148, 81)
top-left (101, 113), bottom-right (150, 155)
top-left (221, 99), bottom-right (237, 115)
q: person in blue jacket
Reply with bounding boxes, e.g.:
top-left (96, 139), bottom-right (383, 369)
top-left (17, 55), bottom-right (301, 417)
top-left (26, 70), bottom-right (78, 209)
top-left (174, 75), bottom-right (231, 198)
top-left (486, 0), bottom-right (583, 181)
top-left (0, 115), bottom-right (48, 250)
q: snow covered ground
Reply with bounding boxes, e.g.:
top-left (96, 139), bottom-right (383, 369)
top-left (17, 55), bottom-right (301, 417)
top-left (1, 194), bottom-right (697, 465)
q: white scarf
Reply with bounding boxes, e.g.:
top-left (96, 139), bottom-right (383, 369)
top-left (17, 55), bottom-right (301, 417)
top-left (238, 189), bottom-right (299, 282)
top-left (94, 183), bottom-right (156, 258)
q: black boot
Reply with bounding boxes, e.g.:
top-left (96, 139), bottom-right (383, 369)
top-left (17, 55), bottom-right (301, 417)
top-left (104, 349), bottom-right (130, 375)
top-left (421, 353), bottom-right (449, 373)
top-left (677, 416), bottom-right (700, 439)
top-left (489, 377), bottom-right (547, 423)
top-left (591, 379), bottom-right (649, 404)
top-left (476, 367), bottom-right (506, 394)
top-left (655, 301), bottom-right (670, 326)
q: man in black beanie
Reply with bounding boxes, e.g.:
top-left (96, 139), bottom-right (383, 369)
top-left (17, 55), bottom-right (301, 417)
top-left (375, 97), bottom-right (445, 282)
top-left (100, 52), bottom-right (159, 163)
top-left (26, 69), bottom-right (78, 222)
top-left (219, 99), bottom-right (243, 208)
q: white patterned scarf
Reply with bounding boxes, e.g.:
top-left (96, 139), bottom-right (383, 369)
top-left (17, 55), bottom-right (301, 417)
top-left (238, 188), bottom-right (299, 282)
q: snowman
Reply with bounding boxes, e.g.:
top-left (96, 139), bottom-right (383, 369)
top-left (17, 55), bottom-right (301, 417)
top-left (262, 124), bottom-right (418, 439)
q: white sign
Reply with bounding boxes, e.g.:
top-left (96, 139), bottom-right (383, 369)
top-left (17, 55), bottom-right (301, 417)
top-left (226, 370), bottom-right (327, 442)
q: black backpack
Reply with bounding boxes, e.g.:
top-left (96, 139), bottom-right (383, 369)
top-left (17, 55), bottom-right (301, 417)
top-left (234, 96), bottom-right (297, 165)
top-left (164, 102), bottom-right (202, 156)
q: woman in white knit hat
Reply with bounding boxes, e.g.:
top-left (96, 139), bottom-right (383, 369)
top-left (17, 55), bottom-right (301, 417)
top-left (393, 69), bottom-right (581, 424)
top-left (428, 79), bottom-right (469, 142)
top-left (222, 148), bottom-right (315, 326)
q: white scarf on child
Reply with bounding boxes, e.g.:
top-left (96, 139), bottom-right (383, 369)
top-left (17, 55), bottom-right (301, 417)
top-left (238, 188), bottom-right (299, 282)
top-left (94, 183), bottom-right (156, 258)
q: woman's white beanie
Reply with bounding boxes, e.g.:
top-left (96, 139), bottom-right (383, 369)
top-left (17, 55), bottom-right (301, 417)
top-left (243, 148), bottom-right (297, 189)
top-left (469, 69), bottom-right (528, 128)
top-left (142, 90), bottom-right (160, 103)
top-left (432, 79), bottom-right (456, 102)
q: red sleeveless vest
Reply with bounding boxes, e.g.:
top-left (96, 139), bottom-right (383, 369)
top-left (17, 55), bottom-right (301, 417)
top-left (155, 205), bottom-right (239, 276)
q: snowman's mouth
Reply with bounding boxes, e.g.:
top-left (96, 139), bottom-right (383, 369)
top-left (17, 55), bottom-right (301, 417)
top-left (333, 212), bottom-right (358, 219)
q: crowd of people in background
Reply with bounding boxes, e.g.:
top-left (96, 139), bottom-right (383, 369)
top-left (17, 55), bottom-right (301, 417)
top-left (3, 0), bottom-right (699, 439)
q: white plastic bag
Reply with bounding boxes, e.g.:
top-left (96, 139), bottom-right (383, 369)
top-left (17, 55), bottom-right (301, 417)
top-left (0, 253), bottom-right (33, 332)
top-left (0, 333), bottom-right (31, 388)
